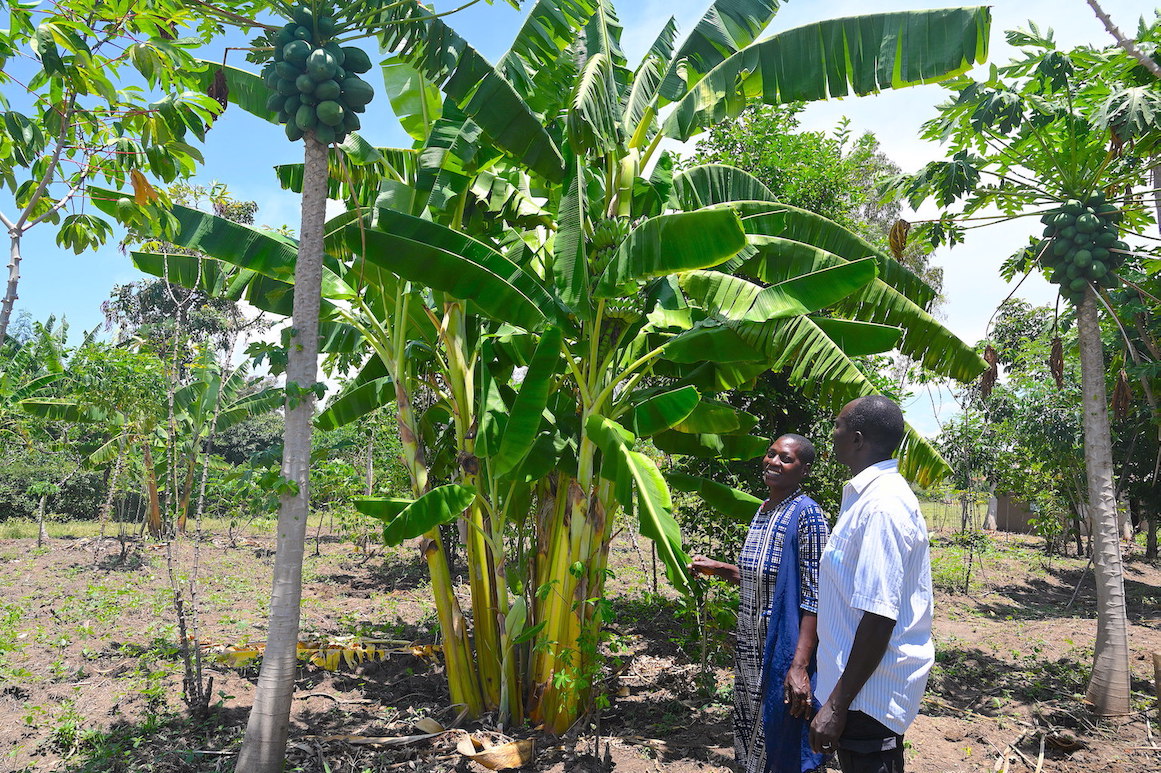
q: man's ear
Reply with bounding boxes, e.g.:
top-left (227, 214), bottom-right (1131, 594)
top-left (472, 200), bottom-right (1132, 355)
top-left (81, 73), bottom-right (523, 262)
top-left (851, 430), bottom-right (865, 449)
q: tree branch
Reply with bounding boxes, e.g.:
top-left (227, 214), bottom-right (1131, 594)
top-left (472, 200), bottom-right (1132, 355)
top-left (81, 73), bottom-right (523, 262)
top-left (1085, 0), bottom-right (1161, 80)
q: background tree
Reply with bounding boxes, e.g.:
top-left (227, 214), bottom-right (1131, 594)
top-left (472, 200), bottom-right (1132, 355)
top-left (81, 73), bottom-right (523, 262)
top-left (891, 18), bottom-right (1161, 715)
top-left (0, 0), bottom-right (223, 345)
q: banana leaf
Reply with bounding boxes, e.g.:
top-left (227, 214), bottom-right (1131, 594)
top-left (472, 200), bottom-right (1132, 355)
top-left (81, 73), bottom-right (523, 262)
top-left (593, 208), bottom-right (746, 298)
top-left (356, 484), bottom-right (477, 546)
top-left (671, 164), bottom-right (777, 210)
top-left (673, 398), bottom-right (758, 435)
top-left (663, 8), bottom-right (991, 142)
top-left (623, 385), bottom-right (700, 437)
top-left (491, 328), bottom-right (564, 477)
top-left (745, 236), bottom-right (987, 382)
top-left (735, 201), bottom-right (936, 310)
top-left (353, 210), bottom-right (567, 333)
top-left (652, 429), bottom-right (768, 460)
top-left (679, 258), bottom-right (878, 322)
top-left (378, 2), bottom-right (566, 182)
top-left (665, 471), bottom-right (763, 522)
top-left (586, 415), bottom-right (691, 596)
top-left (656, 0), bottom-right (785, 104)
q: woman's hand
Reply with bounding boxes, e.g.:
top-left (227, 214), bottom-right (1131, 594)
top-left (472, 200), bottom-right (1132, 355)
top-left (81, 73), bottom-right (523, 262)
top-left (689, 555), bottom-right (721, 577)
top-left (688, 556), bottom-right (741, 585)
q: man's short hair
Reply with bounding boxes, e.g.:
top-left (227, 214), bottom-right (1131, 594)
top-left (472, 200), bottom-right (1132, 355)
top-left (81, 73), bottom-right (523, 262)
top-left (845, 396), bottom-right (905, 455)
top-left (777, 433), bottom-right (816, 465)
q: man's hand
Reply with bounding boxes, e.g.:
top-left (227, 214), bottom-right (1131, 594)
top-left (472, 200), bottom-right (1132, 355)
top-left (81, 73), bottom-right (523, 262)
top-left (783, 664), bottom-right (813, 718)
top-left (809, 700), bottom-right (846, 754)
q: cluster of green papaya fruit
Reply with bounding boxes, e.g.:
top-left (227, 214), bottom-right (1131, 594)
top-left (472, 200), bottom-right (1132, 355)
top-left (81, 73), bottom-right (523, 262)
top-left (1036, 192), bottom-right (1126, 305)
top-left (261, 5), bottom-right (374, 145)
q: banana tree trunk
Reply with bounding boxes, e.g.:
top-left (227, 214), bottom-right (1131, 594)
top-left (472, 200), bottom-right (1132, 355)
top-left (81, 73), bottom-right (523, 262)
top-left (141, 442), bottom-right (164, 539)
top-left (442, 301), bottom-right (504, 711)
top-left (392, 349), bottom-right (483, 717)
top-left (176, 457), bottom-right (196, 533)
top-left (1076, 290), bottom-right (1131, 715)
top-left (237, 134), bottom-right (327, 773)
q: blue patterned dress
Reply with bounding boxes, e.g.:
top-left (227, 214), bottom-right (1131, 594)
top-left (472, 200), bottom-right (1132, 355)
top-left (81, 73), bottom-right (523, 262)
top-left (733, 491), bottom-right (829, 773)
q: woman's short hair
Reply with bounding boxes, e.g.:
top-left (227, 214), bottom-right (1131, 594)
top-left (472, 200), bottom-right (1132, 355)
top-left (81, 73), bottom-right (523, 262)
top-left (776, 433), bottom-right (816, 465)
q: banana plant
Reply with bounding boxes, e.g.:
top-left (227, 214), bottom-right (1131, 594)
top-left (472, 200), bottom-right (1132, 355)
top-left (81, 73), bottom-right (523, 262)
top-left (126, 0), bottom-right (993, 735)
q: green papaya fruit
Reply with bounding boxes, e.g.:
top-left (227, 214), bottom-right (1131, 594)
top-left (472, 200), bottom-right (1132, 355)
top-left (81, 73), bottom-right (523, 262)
top-left (274, 24), bottom-right (297, 48)
top-left (276, 78), bottom-right (298, 96)
top-left (340, 77), bottom-right (374, 107)
top-left (295, 73), bottom-right (316, 94)
top-left (274, 61), bottom-right (299, 80)
top-left (286, 121), bottom-right (304, 141)
top-left (295, 104), bottom-right (318, 130)
top-left (313, 123), bottom-right (335, 144)
top-left (1073, 249), bottom-right (1092, 268)
top-left (314, 79), bottom-right (340, 101)
top-left (316, 100), bottom-right (344, 126)
top-left (341, 46), bottom-right (373, 74)
top-left (1075, 213), bottom-right (1099, 233)
top-left (283, 40), bottom-right (311, 66)
top-left (323, 42), bottom-right (345, 66)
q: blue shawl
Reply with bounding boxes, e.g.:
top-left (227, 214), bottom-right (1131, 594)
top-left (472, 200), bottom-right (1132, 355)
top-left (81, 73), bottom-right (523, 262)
top-left (760, 497), bottom-right (825, 773)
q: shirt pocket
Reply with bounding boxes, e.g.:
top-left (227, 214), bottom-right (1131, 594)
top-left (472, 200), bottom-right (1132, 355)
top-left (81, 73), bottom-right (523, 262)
top-left (826, 532), bottom-right (849, 556)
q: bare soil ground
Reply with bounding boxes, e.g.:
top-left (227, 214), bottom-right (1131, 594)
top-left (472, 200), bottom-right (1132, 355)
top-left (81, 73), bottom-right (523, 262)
top-left (0, 527), bottom-right (1158, 773)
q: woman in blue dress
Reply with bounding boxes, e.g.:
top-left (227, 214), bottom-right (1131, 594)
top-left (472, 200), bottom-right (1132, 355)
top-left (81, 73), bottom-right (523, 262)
top-left (691, 434), bottom-right (829, 773)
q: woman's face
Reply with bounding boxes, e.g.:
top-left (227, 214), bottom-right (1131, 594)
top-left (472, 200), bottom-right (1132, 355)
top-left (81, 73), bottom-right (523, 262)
top-left (762, 437), bottom-right (810, 494)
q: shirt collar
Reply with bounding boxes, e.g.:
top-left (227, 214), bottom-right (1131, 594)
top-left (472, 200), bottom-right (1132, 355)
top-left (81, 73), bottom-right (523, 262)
top-left (847, 459), bottom-right (899, 494)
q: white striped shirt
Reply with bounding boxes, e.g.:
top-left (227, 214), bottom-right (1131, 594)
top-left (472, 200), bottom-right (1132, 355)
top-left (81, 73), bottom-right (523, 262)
top-left (815, 460), bottom-right (934, 735)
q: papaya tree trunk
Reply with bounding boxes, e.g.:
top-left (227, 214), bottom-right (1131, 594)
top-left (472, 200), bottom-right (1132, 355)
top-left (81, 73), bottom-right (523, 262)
top-left (1077, 290), bottom-right (1131, 715)
top-left (0, 233), bottom-right (21, 349)
top-left (36, 493), bottom-right (48, 548)
top-left (236, 134), bottom-right (327, 773)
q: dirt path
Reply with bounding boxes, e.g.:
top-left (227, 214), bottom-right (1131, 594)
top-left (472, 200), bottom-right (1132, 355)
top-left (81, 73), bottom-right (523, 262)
top-left (0, 530), bottom-right (1157, 772)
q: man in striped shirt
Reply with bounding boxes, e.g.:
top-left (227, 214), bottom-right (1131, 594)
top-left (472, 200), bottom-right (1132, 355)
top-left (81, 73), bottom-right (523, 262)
top-left (809, 396), bottom-right (934, 773)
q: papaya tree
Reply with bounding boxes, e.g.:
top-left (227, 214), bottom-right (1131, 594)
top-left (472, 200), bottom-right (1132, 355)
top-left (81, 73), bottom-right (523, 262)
top-left (888, 20), bottom-right (1161, 715)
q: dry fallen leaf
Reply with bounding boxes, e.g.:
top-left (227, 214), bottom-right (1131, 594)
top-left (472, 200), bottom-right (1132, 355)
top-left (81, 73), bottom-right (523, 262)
top-left (456, 734), bottom-right (534, 770)
top-left (414, 717), bottom-right (444, 734)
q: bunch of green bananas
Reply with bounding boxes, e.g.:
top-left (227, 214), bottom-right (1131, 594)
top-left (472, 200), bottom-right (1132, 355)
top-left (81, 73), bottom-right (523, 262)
top-left (589, 217), bottom-right (630, 275)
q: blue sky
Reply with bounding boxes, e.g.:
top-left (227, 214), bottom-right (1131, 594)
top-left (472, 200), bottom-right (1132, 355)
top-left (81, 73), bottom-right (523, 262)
top-left (6, 0), bottom-right (1155, 436)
